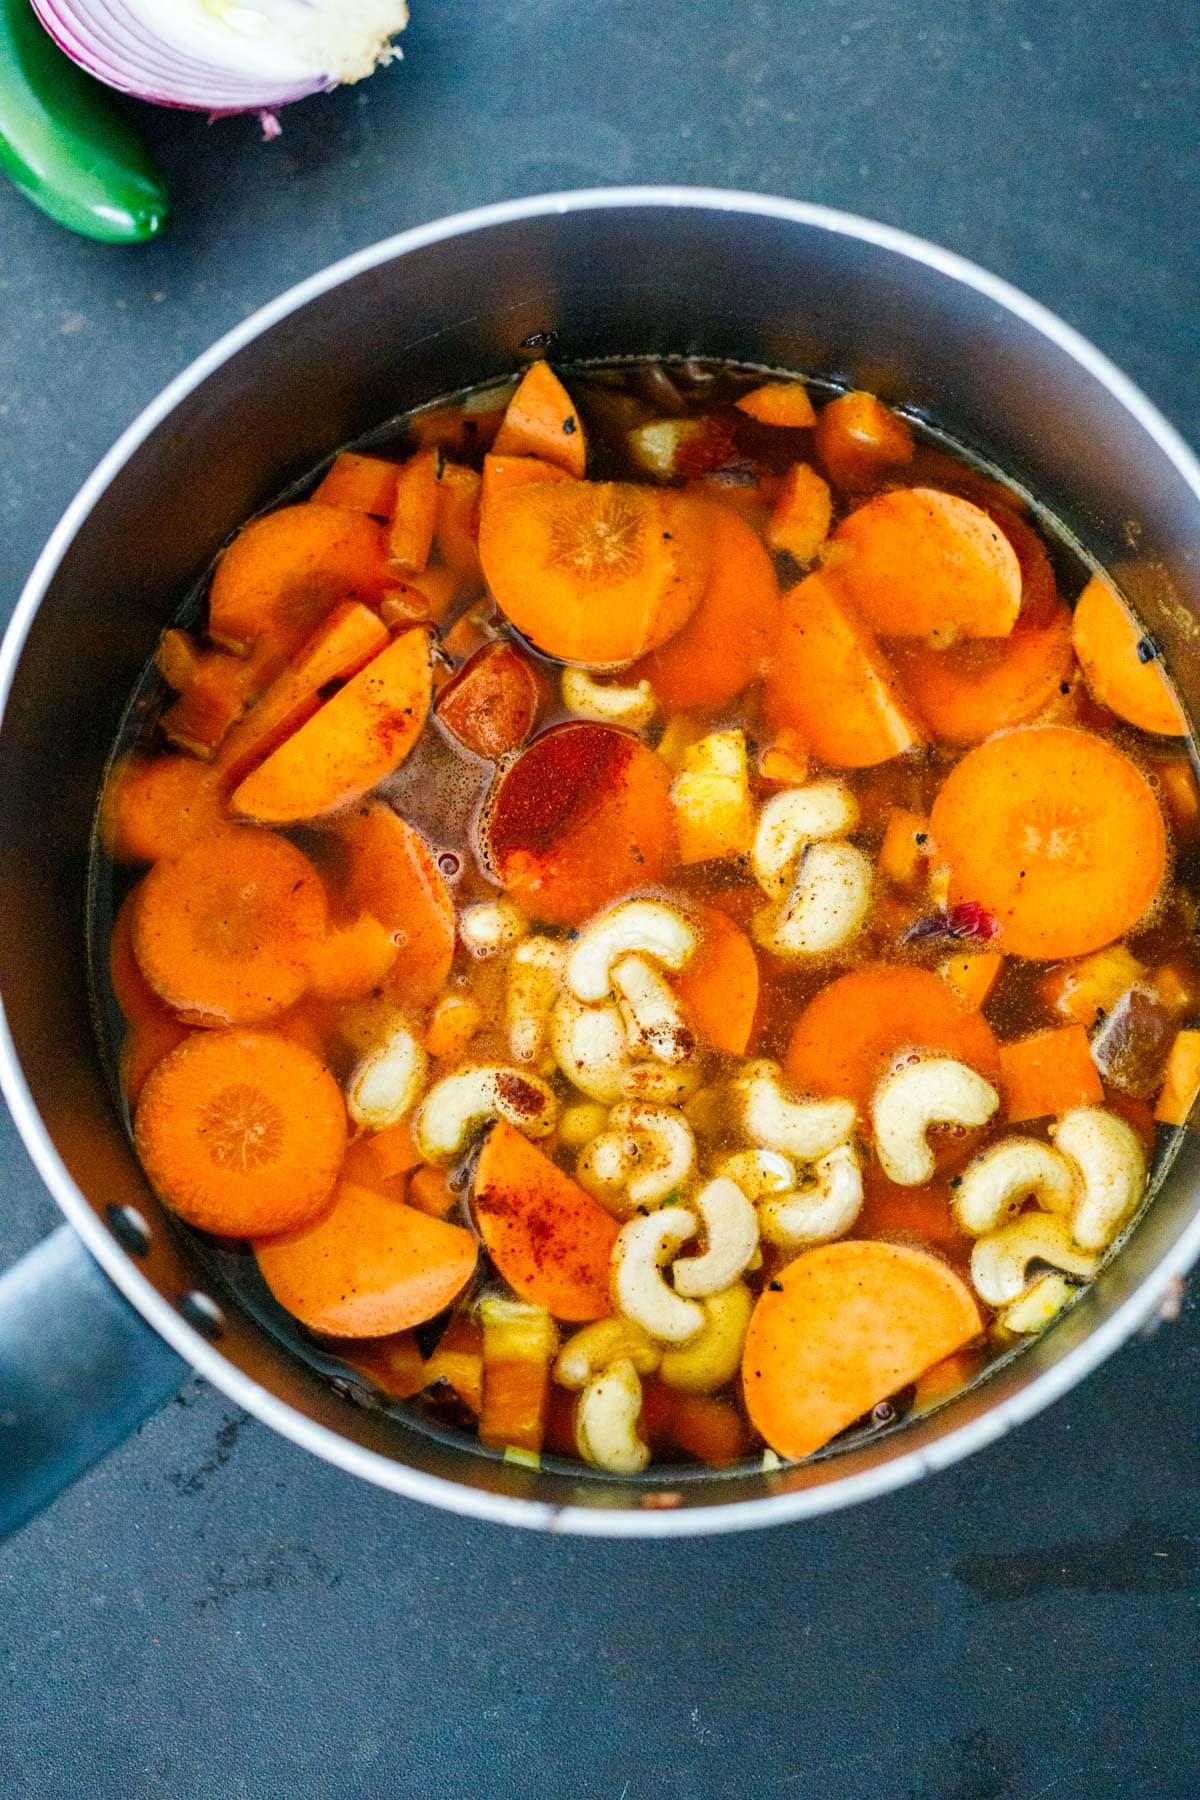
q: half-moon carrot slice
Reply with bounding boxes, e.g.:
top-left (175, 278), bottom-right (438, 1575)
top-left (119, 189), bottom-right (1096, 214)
top-left (434, 461), bottom-right (483, 580)
top-left (110, 885), bottom-right (166, 1026)
top-left (132, 825), bottom-right (327, 1025)
top-left (232, 627), bottom-right (432, 823)
top-left (481, 722), bottom-right (677, 925)
top-left (122, 1011), bottom-right (194, 1108)
top-left (255, 1182), bottom-right (477, 1336)
top-left (1071, 574), bottom-right (1187, 736)
top-left (478, 480), bottom-right (711, 665)
top-left (632, 503), bottom-right (781, 710)
top-left (335, 802), bottom-right (456, 1009)
top-left (764, 571), bottom-right (924, 768)
top-left (207, 504), bottom-right (392, 656)
top-left (929, 725), bottom-right (1167, 959)
top-left (742, 1240), bottom-right (982, 1459)
top-left (100, 752), bottom-right (228, 866)
top-left (735, 380), bottom-right (817, 428)
top-left (832, 488), bottom-right (1022, 640)
top-left (785, 963), bottom-right (999, 1110)
top-left (472, 1121), bottom-right (618, 1321)
top-left (481, 453), bottom-right (574, 504)
top-left (765, 463), bottom-right (833, 563)
top-left (813, 390), bottom-right (914, 493)
top-left (312, 452), bottom-right (400, 517)
top-left (492, 361), bottom-right (586, 477)
top-left (135, 1028), bottom-right (347, 1236)
top-left (889, 601), bottom-right (1075, 746)
top-left (675, 906), bottom-right (760, 1057)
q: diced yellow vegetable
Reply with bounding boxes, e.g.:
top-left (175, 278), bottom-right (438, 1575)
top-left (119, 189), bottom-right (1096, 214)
top-left (669, 728), bottom-right (753, 864)
top-left (1040, 945), bottom-right (1144, 1028)
top-left (938, 952), bottom-right (1004, 1011)
top-left (479, 1297), bottom-right (559, 1454)
top-left (879, 807), bottom-right (930, 890)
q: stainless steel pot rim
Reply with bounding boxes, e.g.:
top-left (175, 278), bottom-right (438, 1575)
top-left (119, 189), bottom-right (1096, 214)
top-left (4, 186), bottom-right (1200, 1537)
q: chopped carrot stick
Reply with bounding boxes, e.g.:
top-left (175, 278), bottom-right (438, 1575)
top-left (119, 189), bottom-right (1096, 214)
top-left (735, 380), bottom-right (816, 428)
top-left (742, 1240), bottom-right (982, 1459)
top-left (878, 808), bottom-right (930, 890)
top-left (361, 1118), bottom-right (422, 1182)
top-left (100, 752), bottom-right (227, 866)
top-left (207, 503), bottom-right (391, 657)
top-left (379, 584), bottom-right (432, 628)
top-left (492, 361), bottom-right (586, 477)
top-left (1071, 574), bottom-right (1187, 736)
top-left (832, 488), bottom-right (1022, 642)
top-left (765, 463), bottom-right (833, 563)
top-left (1039, 945), bottom-right (1144, 1028)
top-left (483, 722), bottom-right (677, 925)
top-left (306, 914), bottom-right (398, 1002)
top-left (889, 602), bottom-right (1075, 746)
top-left (132, 825), bottom-right (327, 1025)
top-left (422, 1316), bottom-right (485, 1414)
top-left (813, 390), bottom-right (914, 492)
top-left (423, 992), bottom-right (483, 1061)
top-left (156, 630), bottom-right (285, 759)
top-left (481, 452), bottom-right (574, 504)
top-left (1151, 758), bottom-right (1200, 839)
top-left (785, 963), bottom-right (999, 1110)
top-left (999, 1025), bottom-right (1104, 1122)
top-left (478, 1297), bottom-right (559, 1453)
top-left (255, 1181), bottom-right (477, 1336)
top-left (312, 452), bottom-right (400, 517)
top-left (478, 481), bottom-right (711, 665)
top-left (670, 1394), bottom-right (747, 1467)
top-left (434, 462), bottom-right (483, 580)
top-left (406, 1164), bottom-right (457, 1218)
top-left (632, 503), bottom-right (781, 710)
top-left (857, 1165), bottom-right (967, 1256)
top-left (938, 952), bottom-right (1004, 1012)
top-left (756, 728), bottom-right (810, 787)
top-left (436, 641), bottom-right (547, 760)
top-left (135, 1028), bottom-right (346, 1236)
top-left (912, 1347), bottom-right (984, 1411)
top-left (336, 803), bottom-right (456, 1009)
top-left (345, 1332), bottom-right (427, 1400)
top-left (439, 605), bottom-right (495, 664)
top-left (929, 725), bottom-right (1167, 959)
top-left (231, 627), bottom-right (432, 823)
top-left (764, 571), bottom-right (924, 768)
top-left (674, 906), bottom-right (759, 1057)
top-left (387, 449), bottom-right (441, 576)
top-left (472, 1121), bottom-right (618, 1320)
top-left (1155, 1029), bottom-right (1200, 1125)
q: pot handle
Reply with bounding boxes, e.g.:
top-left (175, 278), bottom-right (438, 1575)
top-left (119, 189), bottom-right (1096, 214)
top-left (0, 1224), bottom-right (187, 1538)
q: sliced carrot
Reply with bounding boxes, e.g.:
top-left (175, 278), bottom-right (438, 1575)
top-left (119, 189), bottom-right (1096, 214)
top-left (472, 1121), bottom-right (618, 1321)
top-left (1155, 1028), bottom-right (1200, 1125)
top-left (434, 462), bottom-right (483, 580)
top-left (1039, 944), bottom-right (1144, 1029)
top-left (214, 600), bottom-right (391, 788)
top-left (386, 448), bottom-right (440, 576)
top-left (929, 725), bottom-right (1167, 959)
top-left (742, 1240), bottom-right (982, 1459)
top-left (1071, 574), bottom-right (1187, 736)
top-left (406, 1164), bottom-right (457, 1218)
top-left (632, 503), bottom-right (780, 710)
top-left (478, 481), bottom-right (711, 665)
top-left (423, 992), bottom-right (483, 1061)
top-left (902, 446), bottom-right (1022, 518)
top-left (109, 885), bottom-right (165, 1027)
top-left (272, 994), bottom-right (340, 1061)
top-left (670, 1394), bottom-right (747, 1466)
top-left (345, 1332), bottom-right (427, 1401)
top-left (763, 571), bottom-right (924, 768)
top-left (306, 914), bottom-right (398, 1002)
top-left (483, 722), bottom-right (677, 925)
top-left (999, 1025), bottom-right (1104, 1122)
top-left (100, 752), bottom-right (227, 866)
top-left (361, 1118), bottom-right (422, 1182)
top-left (813, 390), bottom-right (914, 493)
top-left (878, 808), bottom-right (929, 890)
top-left (492, 361), bottom-right (586, 477)
top-left (765, 463), bottom-right (833, 563)
top-left (336, 803), bottom-right (456, 1009)
top-left (232, 628), bottom-right (432, 823)
top-left (1151, 758), bottom-right (1200, 839)
top-left (735, 380), bottom-right (816, 429)
top-left (132, 825), bottom-right (327, 1025)
top-left (912, 1347), bottom-right (984, 1411)
top-left (208, 504), bottom-right (391, 657)
top-left (674, 906), bottom-right (759, 1057)
top-left (157, 631), bottom-right (280, 760)
top-left (479, 1299), bottom-right (558, 1454)
top-left (832, 488), bottom-right (1022, 642)
top-left (785, 963), bottom-right (999, 1110)
top-left (481, 452), bottom-right (574, 504)
top-left (135, 1028), bottom-right (346, 1236)
top-left (255, 1181), bottom-right (476, 1336)
top-left (757, 727), bottom-right (810, 787)
top-left (435, 641), bottom-right (547, 760)
top-left (889, 601), bottom-right (1075, 746)
top-left (121, 1011), bottom-right (194, 1108)
top-left (938, 952), bottom-right (1004, 1012)
top-left (991, 508), bottom-right (1059, 628)
top-left (312, 452), bottom-right (400, 517)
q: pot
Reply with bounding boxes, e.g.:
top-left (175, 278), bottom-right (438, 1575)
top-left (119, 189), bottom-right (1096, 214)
top-left (3, 188), bottom-right (1200, 1539)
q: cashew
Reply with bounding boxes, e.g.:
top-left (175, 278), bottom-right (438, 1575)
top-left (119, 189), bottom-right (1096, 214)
top-left (562, 666), bottom-right (657, 731)
top-left (621, 1061), bottom-right (703, 1106)
top-left (612, 1209), bottom-right (704, 1344)
top-left (549, 993), bottom-right (630, 1104)
top-left (554, 1318), bottom-right (662, 1389)
top-left (658, 1282), bottom-right (754, 1393)
top-left (577, 1103), bottom-right (697, 1216)
top-left (557, 1100), bottom-right (611, 1149)
top-left (970, 1212), bottom-right (1099, 1308)
top-left (999, 1272), bottom-right (1076, 1335)
top-left (575, 1358), bottom-right (650, 1475)
top-left (757, 1143), bottom-right (864, 1250)
top-left (345, 1023), bottom-right (428, 1131)
top-left (953, 1138), bottom-right (1078, 1236)
top-left (612, 954), bottom-right (695, 1064)
top-left (459, 899), bottom-right (528, 958)
top-left (752, 841), bottom-right (874, 957)
top-left (734, 1060), bottom-right (857, 1161)
top-left (751, 783), bottom-right (860, 897)
top-left (872, 1057), bottom-right (1000, 1186)
top-left (505, 935), bottom-right (565, 1065)
top-left (566, 901), bottom-right (696, 1003)
top-left (672, 1176), bottom-right (759, 1297)
top-left (1051, 1106), bottom-right (1148, 1252)
top-left (412, 1063), bottom-right (557, 1162)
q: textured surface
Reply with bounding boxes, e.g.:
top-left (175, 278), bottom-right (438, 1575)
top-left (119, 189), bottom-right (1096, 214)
top-left (2, 1), bottom-right (1200, 1793)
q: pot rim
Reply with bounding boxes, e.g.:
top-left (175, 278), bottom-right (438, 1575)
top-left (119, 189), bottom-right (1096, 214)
top-left (4, 185), bottom-right (1200, 1537)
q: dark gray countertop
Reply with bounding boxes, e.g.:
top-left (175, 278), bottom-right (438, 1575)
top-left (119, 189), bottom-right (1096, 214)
top-left (2, 3), bottom-right (1199, 1794)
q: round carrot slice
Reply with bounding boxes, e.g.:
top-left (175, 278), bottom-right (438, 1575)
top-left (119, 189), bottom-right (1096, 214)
top-left (100, 753), bottom-right (227, 866)
top-left (481, 722), bottom-right (677, 925)
top-left (478, 480), bottom-right (711, 665)
top-left (786, 964), bottom-right (999, 1110)
top-left (832, 488), bottom-right (1022, 641)
top-left (255, 1181), bottom-right (477, 1336)
top-left (134, 1029), bottom-right (346, 1236)
top-left (929, 724), bottom-right (1168, 959)
top-left (674, 906), bottom-right (760, 1056)
top-left (889, 601), bottom-right (1075, 746)
top-left (208, 503), bottom-right (391, 656)
top-left (1071, 574), bottom-right (1187, 737)
top-left (335, 802), bottom-right (455, 1008)
top-left (472, 1121), bottom-right (618, 1321)
top-left (742, 1240), bottom-right (982, 1459)
top-left (132, 825), bottom-right (327, 1024)
top-left (632, 503), bottom-right (781, 710)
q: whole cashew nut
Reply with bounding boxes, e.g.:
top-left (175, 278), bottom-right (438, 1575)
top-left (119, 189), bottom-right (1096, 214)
top-left (751, 784), bottom-right (860, 897)
top-left (346, 1023), bottom-right (428, 1131)
top-left (611, 1209), bottom-right (705, 1344)
top-left (413, 1063), bottom-right (557, 1162)
top-left (549, 993), bottom-right (631, 1104)
top-left (872, 1057), bottom-right (1000, 1187)
top-left (621, 1061), bottom-right (703, 1105)
top-left (562, 666), bottom-right (657, 731)
top-left (459, 898), bottom-right (528, 958)
top-left (575, 1358), bottom-right (650, 1474)
top-left (953, 1138), bottom-right (1078, 1236)
top-left (671, 1177), bottom-right (759, 1298)
top-left (757, 1143), bottom-right (865, 1250)
top-left (1050, 1106), bottom-right (1148, 1252)
top-left (611, 954), bottom-right (696, 1064)
top-left (576, 1103), bottom-right (697, 1216)
top-left (658, 1282), bottom-right (754, 1394)
top-left (566, 901), bottom-right (697, 1004)
top-left (999, 1271), bottom-right (1076, 1335)
top-left (734, 1060), bottom-right (857, 1162)
top-left (506, 935), bottom-right (566, 1066)
top-left (970, 1212), bottom-right (1099, 1308)
top-left (554, 1318), bottom-right (662, 1389)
